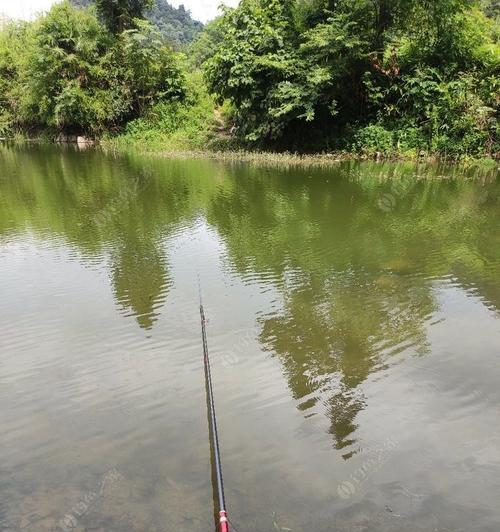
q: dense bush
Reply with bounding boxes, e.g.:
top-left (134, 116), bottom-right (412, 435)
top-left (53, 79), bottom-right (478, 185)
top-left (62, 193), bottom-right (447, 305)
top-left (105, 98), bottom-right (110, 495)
top-left (187, 16), bottom-right (225, 69)
top-left (352, 125), bottom-right (394, 155)
top-left (0, 21), bottom-right (29, 135)
top-left (114, 71), bottom-right (215, 149)
top-left (0, 1), bottom-right (184, 137)
top-left (205, 0), bottom-right (500, 156)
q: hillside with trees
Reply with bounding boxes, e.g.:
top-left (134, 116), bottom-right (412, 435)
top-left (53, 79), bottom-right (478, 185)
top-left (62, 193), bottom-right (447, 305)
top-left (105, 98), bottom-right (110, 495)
top-left (148, 1), bottom-right (202, 46)
top-left (71, 0), bottom-right (202, 46)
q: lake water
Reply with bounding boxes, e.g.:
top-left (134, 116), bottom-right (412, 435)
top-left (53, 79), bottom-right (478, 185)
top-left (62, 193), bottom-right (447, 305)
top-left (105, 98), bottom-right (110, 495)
top-left (0, 144), bottom-right (499, 532)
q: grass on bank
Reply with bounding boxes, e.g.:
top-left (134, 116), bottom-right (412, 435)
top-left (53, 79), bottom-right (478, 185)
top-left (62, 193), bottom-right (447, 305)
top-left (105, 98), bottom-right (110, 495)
top-left (102, 71), bottom-right (220, 151)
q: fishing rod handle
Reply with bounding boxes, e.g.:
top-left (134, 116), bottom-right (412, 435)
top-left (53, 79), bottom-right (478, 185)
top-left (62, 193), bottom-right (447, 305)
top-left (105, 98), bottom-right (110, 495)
top-left (219, 510), bottom-right (229, 532)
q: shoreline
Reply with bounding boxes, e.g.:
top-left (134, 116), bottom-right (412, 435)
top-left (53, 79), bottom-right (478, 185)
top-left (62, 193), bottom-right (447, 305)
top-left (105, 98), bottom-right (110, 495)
top-left (2, 137), bottom-right (498, 171)
top-left (100, 142), bottom-right (499, 171)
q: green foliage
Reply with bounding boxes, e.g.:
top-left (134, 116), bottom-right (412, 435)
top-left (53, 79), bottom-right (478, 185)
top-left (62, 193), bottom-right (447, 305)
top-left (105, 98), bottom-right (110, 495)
top-left (187, 16), bottom-right (225, 68)
top-left (18, 2), bottom-right (113, 133)
top-left (114, 20), bottom-right (185, 116)
top-left (352, 125), bottom-right (394, 154)
top-left (147, 1), bottom-right (203, 48)
top-left (1, 0), bottom-right (498, 157)
top-left (482, 0), bottom-right (500, 20)
top-left (398, 4), bottom-right (498, 70)
top-left (0, 1), bottom-right (184, 137)
top-left (204, 0), bottom-right (299, 144)
top-left (0, 21), bottom-right (29, 135)
top-left (111, 71), bottom-right (216, 150)
top-left (72, 0), bottom-right (203, 47)
top-left (205, 0), bottom-right (499, 156)
top-left (364, 63), bottom-right (499, 156)
top-left (94, 0), bottom-right (154, 34)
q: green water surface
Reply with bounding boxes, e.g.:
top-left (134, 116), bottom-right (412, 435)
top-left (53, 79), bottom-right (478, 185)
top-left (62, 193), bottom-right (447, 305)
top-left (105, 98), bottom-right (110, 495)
top-left (0, 144), bottom-right (499, 531)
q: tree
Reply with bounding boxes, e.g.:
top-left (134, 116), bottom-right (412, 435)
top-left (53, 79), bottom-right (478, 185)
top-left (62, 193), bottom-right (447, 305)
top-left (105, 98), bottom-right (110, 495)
top-left (5, 1), bottom-right (184, 136)
top-left (205, 0), bottom-right (499, 154)
top-left (0, 21), bottom-right (29, 134)
top-left (187, 16), bottom-right (225, 68)
top-left (116, 19), bottom-right (185, 116)
top-left (204, 0), bottom-right (300, 144)
top-left (19, 1), bottom-right (113, 133)
top-left (147, 0), bottom-right (203, 47)
top-left (71, 0), bottom-right (203, 46)
top-left (94, 0), bottom-right (154, 34)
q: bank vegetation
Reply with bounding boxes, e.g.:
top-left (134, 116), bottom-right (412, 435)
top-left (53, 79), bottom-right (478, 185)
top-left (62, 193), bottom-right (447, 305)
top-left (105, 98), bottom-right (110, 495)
top-left (0, 0), bottom-right (498, 161)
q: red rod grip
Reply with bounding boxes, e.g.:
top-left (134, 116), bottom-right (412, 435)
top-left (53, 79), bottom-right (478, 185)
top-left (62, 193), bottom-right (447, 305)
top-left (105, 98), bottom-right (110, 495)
top-left (219, 511), bottom-right (229, 532)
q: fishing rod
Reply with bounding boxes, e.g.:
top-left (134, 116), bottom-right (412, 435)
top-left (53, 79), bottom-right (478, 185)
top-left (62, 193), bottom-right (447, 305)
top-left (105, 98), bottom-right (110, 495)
top-left (199, 283), bottom-right (230, 532)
